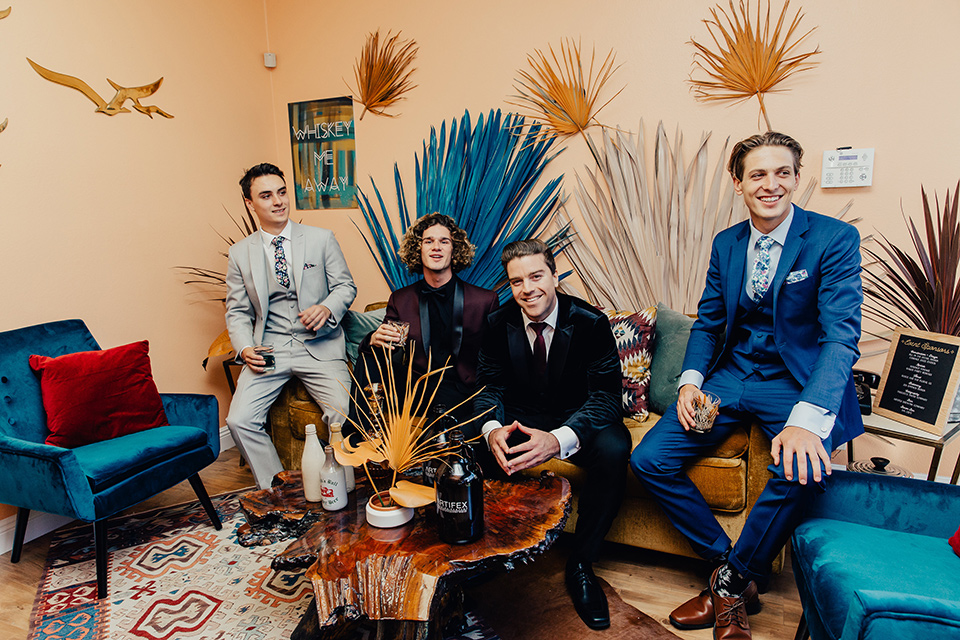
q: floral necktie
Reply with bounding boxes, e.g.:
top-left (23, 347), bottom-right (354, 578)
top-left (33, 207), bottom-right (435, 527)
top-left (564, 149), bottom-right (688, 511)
top-left (750, 235), bottom-right (774, 301)
top-left (272, 236), bottom-right (290, 288)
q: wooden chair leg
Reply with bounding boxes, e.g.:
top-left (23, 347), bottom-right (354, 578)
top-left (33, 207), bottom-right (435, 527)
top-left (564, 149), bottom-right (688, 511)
top-left (94, 519), bottom-right (108, 599)
top-left (794, 614), bottom-right (810, 640)
top-left (188, 474), bottom-right (223, 530)
top-left (10, 508), bottom-right (30, 563)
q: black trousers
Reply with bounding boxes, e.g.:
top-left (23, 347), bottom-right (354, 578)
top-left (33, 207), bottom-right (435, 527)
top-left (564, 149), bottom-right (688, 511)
top-left (475, 421), bottom-right (631, 563)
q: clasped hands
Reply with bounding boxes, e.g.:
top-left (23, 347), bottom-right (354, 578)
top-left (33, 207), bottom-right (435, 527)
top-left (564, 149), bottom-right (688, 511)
top-left (677, 383), bottom-right (831, 485)
top-left (489, 421), bottom-right (561, 476)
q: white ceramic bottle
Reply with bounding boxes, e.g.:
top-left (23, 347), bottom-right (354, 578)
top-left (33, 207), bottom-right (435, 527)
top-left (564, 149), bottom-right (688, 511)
top-left (328, 422), bottom-right (355, 492)
top-left (301, 423), bottom-right (324, 502)
top-left (320, 445), bottom-right (348, 511)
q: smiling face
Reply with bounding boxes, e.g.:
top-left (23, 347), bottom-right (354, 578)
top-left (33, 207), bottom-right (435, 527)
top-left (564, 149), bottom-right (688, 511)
top-left (420, 224), bottom-right (453, 278)
top-left (733, 145), bottom-right (800, 234)
top-left (244, 174), bottom-right (289, 235)
top-left (506, 253), bottom-right (559, 322)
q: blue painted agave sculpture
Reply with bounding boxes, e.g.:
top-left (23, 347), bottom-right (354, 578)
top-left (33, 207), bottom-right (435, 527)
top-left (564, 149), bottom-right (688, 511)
top-left (356, 109), bottom-right (568, 297)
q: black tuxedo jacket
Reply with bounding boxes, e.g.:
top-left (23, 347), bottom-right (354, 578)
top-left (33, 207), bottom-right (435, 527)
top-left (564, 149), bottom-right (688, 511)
top-left (360, 277), bottom-right (499, 388)
top-left (471, 293), bottom-right (621, 448)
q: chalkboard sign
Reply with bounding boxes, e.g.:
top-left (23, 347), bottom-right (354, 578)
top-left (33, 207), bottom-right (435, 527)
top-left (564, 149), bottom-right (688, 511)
top-left (874, 328), bottom-right (960, 435)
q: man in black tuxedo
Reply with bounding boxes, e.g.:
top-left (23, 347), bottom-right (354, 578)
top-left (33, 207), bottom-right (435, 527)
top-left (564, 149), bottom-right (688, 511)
top-left (471, 239), bottom-right (630, 630)
top-left (352, 213), bottom-right (498, 425)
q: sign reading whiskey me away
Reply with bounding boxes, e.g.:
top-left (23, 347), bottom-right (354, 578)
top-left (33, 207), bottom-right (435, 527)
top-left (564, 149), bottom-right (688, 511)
top-left (874, 328), bottom-right (960, 435)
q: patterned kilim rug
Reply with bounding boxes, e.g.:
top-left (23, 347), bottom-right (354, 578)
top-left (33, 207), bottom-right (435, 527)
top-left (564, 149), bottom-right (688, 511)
top-left (28, 490), bottom-right (497, 640)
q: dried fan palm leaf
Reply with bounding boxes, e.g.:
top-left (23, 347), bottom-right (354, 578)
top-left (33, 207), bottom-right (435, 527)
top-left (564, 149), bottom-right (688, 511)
top-left (349, 29), bottom-right (418, 120)
top-left (689, 0), bottom-right (820, 130)
top-left (862, 183), bottom-right (960, 338)
top-left (510, 38), bottom-right (624, 154)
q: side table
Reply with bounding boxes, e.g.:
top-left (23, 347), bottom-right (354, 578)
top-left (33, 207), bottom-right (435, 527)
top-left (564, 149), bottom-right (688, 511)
top-left (848, 411), bottom-right (960, 483)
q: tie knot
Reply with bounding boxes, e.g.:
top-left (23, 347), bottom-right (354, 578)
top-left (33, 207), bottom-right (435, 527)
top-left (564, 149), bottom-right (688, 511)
top-left (272, 236), bottom-right (284, 247)
top-left (757, 235), bottom-right (774, 251)
top-left (531, 322), bottom-right (547, 337)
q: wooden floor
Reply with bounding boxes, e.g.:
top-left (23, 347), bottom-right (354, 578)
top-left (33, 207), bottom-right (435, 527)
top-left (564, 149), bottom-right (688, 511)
top-left (0, 448), bottom-right (804, 640)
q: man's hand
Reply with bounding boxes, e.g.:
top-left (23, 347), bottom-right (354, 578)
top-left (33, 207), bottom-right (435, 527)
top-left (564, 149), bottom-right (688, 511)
top-left (370, 323), bottom-right (402, 349)
top-left (676, 384), bottom-right (702, 431)
top-left (772, 426), bottom-right (832, 485)
top-left (240, 346), bottom-right (267, 374)
top-left (489, 421), bottom-right (560, 476)
top-left (299, 304), bottom-right (332, 331)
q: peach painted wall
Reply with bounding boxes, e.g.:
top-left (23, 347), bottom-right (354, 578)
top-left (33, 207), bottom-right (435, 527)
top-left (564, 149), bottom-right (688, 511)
top-left (1, 0), bottom-right (958, 528)
top-left (261, 0), bottom-right (960, 476)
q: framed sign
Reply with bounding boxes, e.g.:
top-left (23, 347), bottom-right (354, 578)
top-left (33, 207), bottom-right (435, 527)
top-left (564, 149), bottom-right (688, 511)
top-left (288, 97), bottom-right (357, 210)
top-left (873, 328), bottom-right (960, 435)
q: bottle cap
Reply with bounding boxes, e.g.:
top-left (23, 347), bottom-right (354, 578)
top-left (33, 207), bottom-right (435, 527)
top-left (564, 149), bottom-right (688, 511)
top-left (330, 422), bottom-right (342, 433)
top-left (324, 444), bottom-right (333, 453)
top-left (305, 423), bottom-right (317, 435)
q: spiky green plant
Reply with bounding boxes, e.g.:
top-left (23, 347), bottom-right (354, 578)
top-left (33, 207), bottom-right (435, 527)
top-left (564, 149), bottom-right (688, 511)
top-left (355, 109), bottom-right (568, 296)
top-left (862, 183), bottom-right (960, 338)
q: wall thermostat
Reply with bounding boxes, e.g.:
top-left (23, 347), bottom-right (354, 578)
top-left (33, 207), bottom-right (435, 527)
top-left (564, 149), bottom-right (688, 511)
top-left (821, 147), bottom-right (874, 188)
top-left (263, 52), bottom-right (277, 68)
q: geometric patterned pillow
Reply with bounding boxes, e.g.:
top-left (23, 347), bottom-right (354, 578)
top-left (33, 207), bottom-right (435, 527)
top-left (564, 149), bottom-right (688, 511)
top-left (603, 306), bottom-right (657, 420)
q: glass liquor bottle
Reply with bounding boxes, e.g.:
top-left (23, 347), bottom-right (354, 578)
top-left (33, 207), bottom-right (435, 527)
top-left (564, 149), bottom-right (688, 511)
top-left (422, 404), bottom-right (454, 487)
top-left (435, 430), bottom-right (484, 544)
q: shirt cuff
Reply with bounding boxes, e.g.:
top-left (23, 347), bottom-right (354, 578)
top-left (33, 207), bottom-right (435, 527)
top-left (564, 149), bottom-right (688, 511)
top-left (481, 420), bottom-right (502, 449)
top-left (678, 370), bottom-right (705, 390)
top-left (787, 402), bottom-right (836, 439)
top-left (551, 426), bottom-right (580, 459)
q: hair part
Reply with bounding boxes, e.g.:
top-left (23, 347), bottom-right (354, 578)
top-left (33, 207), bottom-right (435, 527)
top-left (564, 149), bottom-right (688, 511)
top-left (398, 213), bottom-right (475, 273)
top-left (501, 238), bottom-right (556, 274)
top-left (240, 163), bottom-right (285, 200)
top-left (728, 131), bottom-right (803, 181)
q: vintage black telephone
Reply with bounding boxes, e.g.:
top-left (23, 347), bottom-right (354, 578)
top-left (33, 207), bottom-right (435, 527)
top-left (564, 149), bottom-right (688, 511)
top-left (852, 369), bottom-right (881, 415)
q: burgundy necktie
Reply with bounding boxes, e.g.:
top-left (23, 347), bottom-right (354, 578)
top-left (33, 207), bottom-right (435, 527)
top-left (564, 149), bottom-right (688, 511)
top-left (531, 322), bottom-right (547, 377)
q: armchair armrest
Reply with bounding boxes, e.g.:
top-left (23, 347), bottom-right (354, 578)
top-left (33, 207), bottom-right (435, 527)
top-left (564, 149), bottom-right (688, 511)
top-left (160, 393), bottom-right (220, 456)
top-left (841, 590), bottom-right (960, 640)
top-left (807, 470), bottom-right (960, 538)
top-left (0, 434), bottom-right (95, 520)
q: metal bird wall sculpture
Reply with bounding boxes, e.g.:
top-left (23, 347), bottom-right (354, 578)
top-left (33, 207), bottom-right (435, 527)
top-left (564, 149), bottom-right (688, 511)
top-left (27, 58), bottom-right (174, 119)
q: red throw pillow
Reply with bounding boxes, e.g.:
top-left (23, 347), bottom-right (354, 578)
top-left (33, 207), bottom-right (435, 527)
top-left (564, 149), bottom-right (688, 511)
top-left (603, 307), bottom-right (657, 420)
top-left (29, 341), bottom-right (169, 448)
top-left (950, 525), bottom-right (960, 558)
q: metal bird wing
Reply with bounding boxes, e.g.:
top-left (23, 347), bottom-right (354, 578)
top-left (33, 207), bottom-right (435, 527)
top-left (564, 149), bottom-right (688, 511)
top-left (27, 58), bottom-right (107, 110)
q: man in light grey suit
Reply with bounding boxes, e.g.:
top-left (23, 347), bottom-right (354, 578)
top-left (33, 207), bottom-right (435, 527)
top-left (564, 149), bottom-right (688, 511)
top-left (225, 163), bottom-right (356, 489)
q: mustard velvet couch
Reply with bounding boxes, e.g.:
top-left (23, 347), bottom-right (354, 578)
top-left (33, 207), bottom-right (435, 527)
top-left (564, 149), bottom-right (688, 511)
top-left (264, 305), bottom-right (781, 571)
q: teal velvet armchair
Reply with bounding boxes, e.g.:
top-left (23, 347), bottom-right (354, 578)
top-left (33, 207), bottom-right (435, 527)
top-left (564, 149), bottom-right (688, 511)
top-left (0, 319), bottom-right (223, 599)
top-left (792, 470), bottom-right (960, 640)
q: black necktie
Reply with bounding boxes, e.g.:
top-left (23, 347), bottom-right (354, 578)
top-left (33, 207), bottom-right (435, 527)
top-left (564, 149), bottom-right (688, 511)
top-left (531, 322), bottom-right (547, 377)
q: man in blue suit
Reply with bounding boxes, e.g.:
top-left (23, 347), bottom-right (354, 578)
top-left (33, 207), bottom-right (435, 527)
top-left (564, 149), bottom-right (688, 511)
top-left (631, 132), bottom-right (863, 640)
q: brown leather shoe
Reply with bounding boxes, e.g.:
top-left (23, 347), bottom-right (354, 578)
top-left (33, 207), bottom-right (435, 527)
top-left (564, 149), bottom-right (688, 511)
top-left (710, 568), bottom-right (752, 640)
top-left (669, 580), bottom-right (761, 630)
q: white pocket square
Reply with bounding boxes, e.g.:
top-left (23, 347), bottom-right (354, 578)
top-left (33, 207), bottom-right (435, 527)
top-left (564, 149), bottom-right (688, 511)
top-left (786, 269), bottom-right (808, 284)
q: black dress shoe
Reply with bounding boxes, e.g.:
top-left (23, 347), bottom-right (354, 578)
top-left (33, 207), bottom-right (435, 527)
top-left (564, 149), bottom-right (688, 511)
top-left (565, 560), bottom-right (610, 630)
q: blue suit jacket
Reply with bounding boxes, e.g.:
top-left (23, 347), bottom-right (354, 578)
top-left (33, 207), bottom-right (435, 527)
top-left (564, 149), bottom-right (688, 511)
top-left (682, 206), bottom-right (864, 447)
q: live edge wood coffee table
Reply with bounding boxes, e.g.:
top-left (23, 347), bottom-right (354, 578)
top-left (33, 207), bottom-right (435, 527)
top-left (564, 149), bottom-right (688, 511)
top-left (237, 470), bottom-right (572, 640)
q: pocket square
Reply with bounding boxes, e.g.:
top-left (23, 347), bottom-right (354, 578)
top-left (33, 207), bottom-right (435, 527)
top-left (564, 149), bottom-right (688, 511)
top-left (786, 269), bottom-right (808, 284)
top-left (303, 263), bottom-right (317, 270)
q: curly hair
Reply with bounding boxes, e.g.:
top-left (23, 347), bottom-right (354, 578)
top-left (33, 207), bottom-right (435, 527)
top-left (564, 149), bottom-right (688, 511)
top-left (398, 213), bottom-right (475, 274)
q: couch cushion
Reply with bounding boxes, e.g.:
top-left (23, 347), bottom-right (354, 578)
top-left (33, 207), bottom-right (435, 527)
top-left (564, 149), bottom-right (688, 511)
top-left (649, 303), bottom-right (695, 415)
top-left (342, 308), bottom-right (387, 367)
top-left (29, 341), bottom-right (169, 448)
top-left (72, 426), bottom-right (208, 493)
top-left (603, 307), bottom-right (656, 420)
top-left (793, 518), bottom-right (960, 640)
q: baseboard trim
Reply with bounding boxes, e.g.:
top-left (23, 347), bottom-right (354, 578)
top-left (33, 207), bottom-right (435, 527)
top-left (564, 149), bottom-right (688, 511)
top-left (0, 426), bottom-right (237, 555)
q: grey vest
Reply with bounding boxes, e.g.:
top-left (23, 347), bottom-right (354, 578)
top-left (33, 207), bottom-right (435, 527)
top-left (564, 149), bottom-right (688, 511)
top-left (262, 259), bottom-right (312, 346)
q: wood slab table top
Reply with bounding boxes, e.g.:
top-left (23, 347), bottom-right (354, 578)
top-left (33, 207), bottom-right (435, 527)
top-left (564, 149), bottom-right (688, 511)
top-left (237, 470), bottom-right (572, 628)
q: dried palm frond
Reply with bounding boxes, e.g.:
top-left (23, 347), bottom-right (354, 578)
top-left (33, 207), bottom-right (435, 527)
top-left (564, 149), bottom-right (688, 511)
top-left (862, 183), bottom-right (960, 338)
top-left (510, 38), bottom-right (623, 153)
top-left (689, 0), bottom-right (820, 131)
top-left (348, 29), bottom-right (418, 120)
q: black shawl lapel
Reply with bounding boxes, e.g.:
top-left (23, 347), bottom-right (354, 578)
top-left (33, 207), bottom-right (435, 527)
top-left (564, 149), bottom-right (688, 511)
top-left (549, 295), bottom-right (573, 387)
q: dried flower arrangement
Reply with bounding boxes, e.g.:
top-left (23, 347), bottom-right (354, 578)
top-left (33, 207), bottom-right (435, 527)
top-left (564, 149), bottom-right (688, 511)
top-left (348, 29), bottom-right (418, 120)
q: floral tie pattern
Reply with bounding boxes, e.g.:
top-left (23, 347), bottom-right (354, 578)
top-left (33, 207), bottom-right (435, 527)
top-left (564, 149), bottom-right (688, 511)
top-left (272, 236), bottom-right (290, 288)
top-left (750, 235), bottom-right (774, 301)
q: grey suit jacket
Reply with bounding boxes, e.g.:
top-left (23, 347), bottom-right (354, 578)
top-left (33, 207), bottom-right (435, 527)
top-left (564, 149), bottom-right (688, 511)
top-left (225, 221), bottom-right (357, 361)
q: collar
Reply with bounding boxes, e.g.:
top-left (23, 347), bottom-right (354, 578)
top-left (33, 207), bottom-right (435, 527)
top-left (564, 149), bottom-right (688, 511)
top-left (522, 298), bottom-right (559, 331)
top-left (260, 220), bottom-right (292, 247)
top-left (749, 204), bottom-right (794, 249)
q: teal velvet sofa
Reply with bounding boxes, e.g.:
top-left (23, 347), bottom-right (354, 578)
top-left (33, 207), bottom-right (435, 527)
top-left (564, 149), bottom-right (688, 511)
top-left (0, 319), bottom-right (223, 598)
top-left (792, 470), bottom-right (960, 640)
